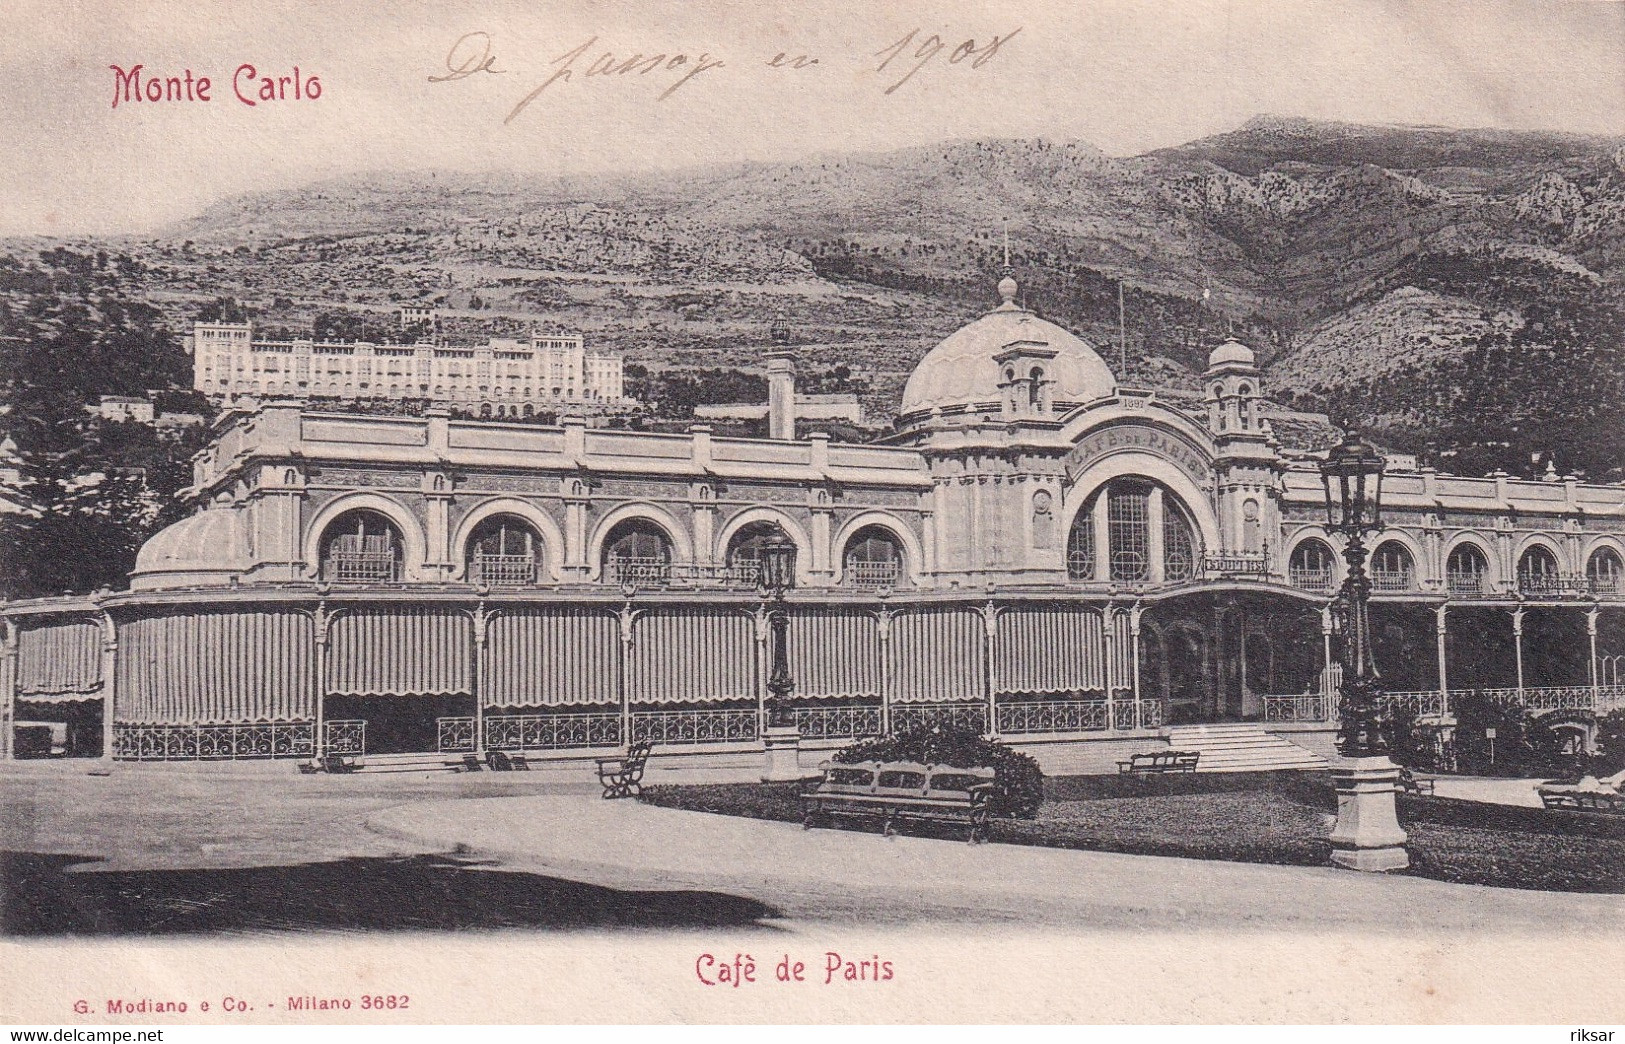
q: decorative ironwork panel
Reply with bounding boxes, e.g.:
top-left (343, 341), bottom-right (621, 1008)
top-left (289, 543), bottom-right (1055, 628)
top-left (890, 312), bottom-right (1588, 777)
top-left (484, 711), bottom-right (623, 750)
top-left (1289, 567), bottom-right (1335, 592)
top-left (791, 704), bottom-right (883, 740)
top-left (470, 553), bottom-right (536, 586)
top-left (843, 561), bottom-right (900, 589)
top-left (1262, 694), bottom-right (1333, 722)
top-left (324, 719), bottom-right (367, 755)
top-left (111, 721), bottom-right (316, 761)
top-left (438, 716), bottom-right (476, 753)
top-left (631, 708), bottom-right (759, 745)
top-left (995, 699), bottom-right (1109, 735)
top-left (890, 702), bottom-right (988, 735)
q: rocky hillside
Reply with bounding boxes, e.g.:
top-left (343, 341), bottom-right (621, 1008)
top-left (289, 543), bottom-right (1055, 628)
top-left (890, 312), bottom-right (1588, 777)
top-left (99, 116), bottom-right (1625, 476)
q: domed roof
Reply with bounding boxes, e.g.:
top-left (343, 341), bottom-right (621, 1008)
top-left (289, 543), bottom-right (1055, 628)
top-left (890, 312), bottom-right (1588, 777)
top-left (132, 507), bottom-right (246, 587)
top-left (1208, 336), bottom-right (1257, 368)
top-left (900, 276), bottom-right (1116, 416)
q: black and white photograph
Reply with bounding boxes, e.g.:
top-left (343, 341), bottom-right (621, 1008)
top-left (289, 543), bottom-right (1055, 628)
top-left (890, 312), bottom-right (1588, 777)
top-left (1, 0), bottom-right (1622, 1026)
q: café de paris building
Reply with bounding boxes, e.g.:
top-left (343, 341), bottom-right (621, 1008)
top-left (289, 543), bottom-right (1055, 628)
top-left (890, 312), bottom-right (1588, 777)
top-left (6, 274), bottom-right (1625, 767)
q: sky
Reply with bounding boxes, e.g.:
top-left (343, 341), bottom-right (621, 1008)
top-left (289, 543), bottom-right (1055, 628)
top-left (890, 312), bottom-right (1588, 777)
top-left (3, 0), bottom-right (1623, 237)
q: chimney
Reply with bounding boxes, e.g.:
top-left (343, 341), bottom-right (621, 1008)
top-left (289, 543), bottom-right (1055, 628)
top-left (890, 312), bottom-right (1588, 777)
top-left (766, 351), bottom-right (796, 440)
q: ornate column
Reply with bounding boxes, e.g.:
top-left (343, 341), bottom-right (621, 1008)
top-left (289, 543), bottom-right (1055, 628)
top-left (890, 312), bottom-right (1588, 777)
top-left (1321, 602), bottom-right (1336, 720)
top-left (617, 599), bottom-right (639, 747)
top-left (1511, 606), bottom-right (1526, 697)
top-left (1588, 605), bottom-right (1601, 708)
top-left (1, 616), bottom-right (17, 761)
top-left (1103, 602), bottom-right (1118, 728)
top-left (979, 598), bottom-right (999, 736)
top-left (1129, 600), bottom-right (1145, 728)
top-left (1435, 603), bottom-right (1449, 715)
top-left (875, 607), bottom-right (893, 736)
top-left (470, 601), bottom-right (491, 756)
top-left (96, 609), bottom-right (117, 761)
top-left (311, 599), bottom-right (333, 760)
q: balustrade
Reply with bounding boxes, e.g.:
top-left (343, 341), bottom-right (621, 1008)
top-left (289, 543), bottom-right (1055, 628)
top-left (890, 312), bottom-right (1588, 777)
top-left (111, 720), bottom-right (316, 761)
top-left (470, 553), bottom-right (537, 587)
top-left (324, 551), bottom-right (398, 584)
top-left (484, 711), bottom-right (623, 751)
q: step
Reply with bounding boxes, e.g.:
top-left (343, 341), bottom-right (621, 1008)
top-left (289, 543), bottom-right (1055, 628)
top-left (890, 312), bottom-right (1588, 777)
top-left (1163, 723), bottom-right (1327, 773)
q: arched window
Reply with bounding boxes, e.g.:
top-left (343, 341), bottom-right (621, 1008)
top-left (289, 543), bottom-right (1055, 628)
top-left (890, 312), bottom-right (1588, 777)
top-left (726, 521), bottom-right (794, 584)
top-left (1066, 507), bottom-right (1095, 581)
top-left (1518, 544), bottom-right (1560, 595)
top-left (1108, 482), bottom-right (1152, 582)
top-left (466, 515), bottom-right (542, 586)
top-left (602, 520), bottom-right (673, 586)
top-left (1162, 499), bottom-right (1197, 582)
top-left (321, 510), bottom-right (403, 584)
top-left (1447, 543), bottom-right (1489, 597)
top-left (1588, 547), bottom-right (1623, 595)
top-left (1289, 539), bottom-right (1337, 592)
top-left (1371, 541), bottom-right (1414, 593)
top-left (1028, 367), bottom-right (1044, 409)
top-left (843, 526), bottom-right (904, 589)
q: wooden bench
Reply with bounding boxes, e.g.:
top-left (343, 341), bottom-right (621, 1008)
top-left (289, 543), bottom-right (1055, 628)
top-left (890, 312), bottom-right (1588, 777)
top-left (1538, 787), bottom-right (1625, 814)
top-left (1117, 750), bottom-right (1200, 775)
top-left (801, 760), bottom-right (998, 844)
top-left (596, 741), bottom-right (653, 798)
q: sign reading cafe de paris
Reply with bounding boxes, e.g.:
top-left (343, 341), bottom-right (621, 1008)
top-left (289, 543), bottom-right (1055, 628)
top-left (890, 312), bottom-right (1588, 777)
top-left (5, 271), bottom-right (1624, 767)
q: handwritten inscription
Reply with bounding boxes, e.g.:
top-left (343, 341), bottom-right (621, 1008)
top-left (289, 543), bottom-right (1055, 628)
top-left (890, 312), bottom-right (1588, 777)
top-left (430, 27), bottom-right (1019, 124)
top-left (873, 27), bottom-right (1022, 94)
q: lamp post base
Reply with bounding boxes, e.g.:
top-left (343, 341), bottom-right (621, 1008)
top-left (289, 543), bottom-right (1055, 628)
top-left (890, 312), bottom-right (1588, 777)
top-left (1328, 755), bottom-right (1410, 872)
top-left (762, 725), bottom-right (803, 782)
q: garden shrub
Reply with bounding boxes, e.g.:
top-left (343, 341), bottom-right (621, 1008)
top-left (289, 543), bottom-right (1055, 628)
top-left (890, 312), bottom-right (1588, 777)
top-left (832, 725), bottom-right (1044, 819)
top-left (1594, 710), bottom-right (1625, 775)
top-left (1451, 692), bottom-right (1580, 777)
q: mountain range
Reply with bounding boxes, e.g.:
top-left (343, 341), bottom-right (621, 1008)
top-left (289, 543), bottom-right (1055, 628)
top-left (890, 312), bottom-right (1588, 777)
top-left (115, 116), bottom-right (1625, 476)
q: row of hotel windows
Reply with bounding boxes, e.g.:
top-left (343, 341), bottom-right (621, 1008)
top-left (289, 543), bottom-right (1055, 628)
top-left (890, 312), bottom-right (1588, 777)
top-left (1287, 538), bottom-right (1625, 596)
top-left (318, 511), bottom-right (906, 589)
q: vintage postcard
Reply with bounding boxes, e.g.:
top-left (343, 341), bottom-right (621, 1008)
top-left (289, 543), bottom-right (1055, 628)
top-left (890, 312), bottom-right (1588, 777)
top-left (2, 0), bottom-right (1623, 1027)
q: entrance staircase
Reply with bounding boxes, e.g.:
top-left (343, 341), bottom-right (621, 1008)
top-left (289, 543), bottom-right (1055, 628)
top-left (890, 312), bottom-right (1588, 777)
top-left (1164, 723), bottom-right (1326, 773)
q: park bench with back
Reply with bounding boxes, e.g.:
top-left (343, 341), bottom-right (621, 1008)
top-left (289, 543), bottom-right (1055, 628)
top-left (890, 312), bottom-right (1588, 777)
top-left (1117, 750), bottom-right (1200, 775)
top-left (596, 740), bottom-right (654, 798)
top-left (802, 760), bottom-right (998, 843)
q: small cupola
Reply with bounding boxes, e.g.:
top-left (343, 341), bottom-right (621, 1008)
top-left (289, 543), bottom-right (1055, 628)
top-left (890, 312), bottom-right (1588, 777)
top-left (1204, 336), bottom-right (1262, 435)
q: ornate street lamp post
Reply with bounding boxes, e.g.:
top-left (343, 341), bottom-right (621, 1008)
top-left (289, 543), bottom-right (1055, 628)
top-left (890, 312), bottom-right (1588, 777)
top-left (1319, 434), bottom-right (1409, 871)
top-left (758, 531), bottom-right (797, 729)
top-left (757, 530), bottom-right (804, 780)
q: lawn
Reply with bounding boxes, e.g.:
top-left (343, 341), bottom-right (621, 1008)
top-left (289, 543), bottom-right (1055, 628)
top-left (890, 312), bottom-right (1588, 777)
top-left (640, 772), bottom-right (1625, 893)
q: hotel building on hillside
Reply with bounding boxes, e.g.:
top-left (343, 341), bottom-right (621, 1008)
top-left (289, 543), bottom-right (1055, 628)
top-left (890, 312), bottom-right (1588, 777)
top-left (5, 272), bottom-right (1624, 766)
top-left (189, 322), bottom-right (631, 416)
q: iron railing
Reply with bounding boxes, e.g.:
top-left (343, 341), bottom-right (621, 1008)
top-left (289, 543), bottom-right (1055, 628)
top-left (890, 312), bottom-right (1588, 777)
top-left (469, 553), bottom-right (536, 587)
top-left (485, 711), bottom-right (623, 751)
top-left (631, 707), bottom-right (760, 744)
top-left (997, 700), bottom-right (1109, 734)
top-left (437, 716), bottom-right (476, 753)
top-left (842, 561), bottom-right (901, 589)
top-left (1289, 567), bottom-right (1335, 592)
top-left (323, 719), bottom-right (367, 755)
top-left (1371, 569), bottom-right (1413, 593)
top-left (1260, 693), bottom-right (1335, 723)
top-left (112, 721), bottom-right (316, 761)
top-left (890, 702), bottom-right (989, 735)
top-left (1446, 572), bottom-right (1486, 597)
top-left (789, 704), bottom-right (884, 740)
top-left (323, 551), bottom-right (399, 584)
